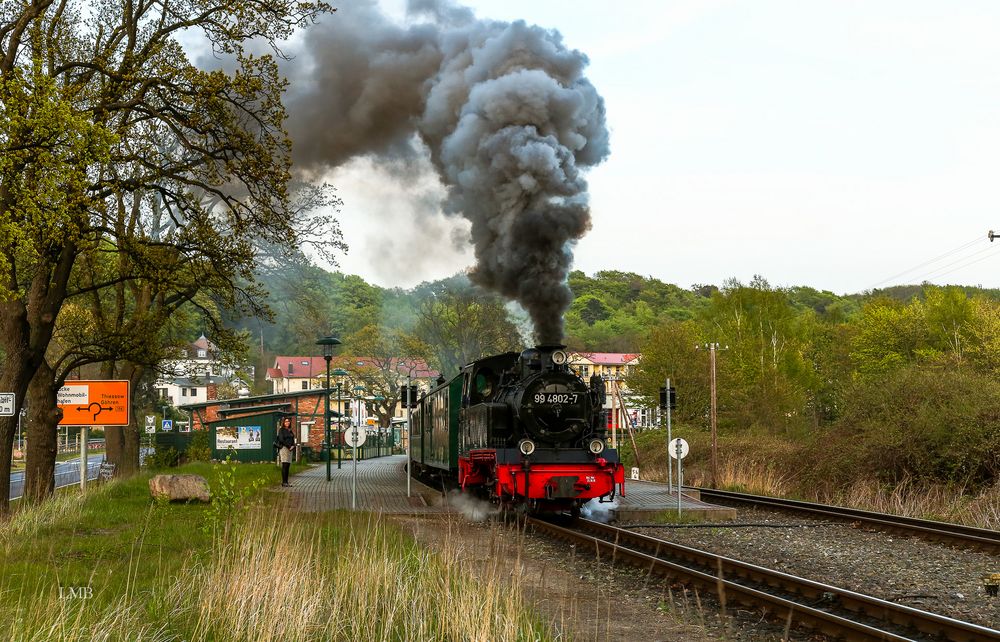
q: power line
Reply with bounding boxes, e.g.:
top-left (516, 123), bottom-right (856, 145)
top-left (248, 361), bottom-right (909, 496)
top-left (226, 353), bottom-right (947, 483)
top-left (868, 234), bottom-right (984, 289)
top-left (908, 243), bottom-right (998, 283)
top-left (919, 244), bottom-right (1000, 282)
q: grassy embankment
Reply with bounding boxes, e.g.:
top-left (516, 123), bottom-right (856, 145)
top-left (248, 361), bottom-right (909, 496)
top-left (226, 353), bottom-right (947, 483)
top-left (618, 426), bottom-right (1000, 529)
top-left (0, 462), bottom-right (552, 642)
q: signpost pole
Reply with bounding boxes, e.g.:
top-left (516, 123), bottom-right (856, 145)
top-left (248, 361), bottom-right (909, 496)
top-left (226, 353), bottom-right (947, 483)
top-left (676, 439), bottom-right (682, 517)
top-left (80, 426), bottom-right (88, 490)
top-left (406, 375), bottom-right (411, 498)
top-left (352, 397), bottom-right (358, 510)
top-left (666, 377), bottom-right (673, 492)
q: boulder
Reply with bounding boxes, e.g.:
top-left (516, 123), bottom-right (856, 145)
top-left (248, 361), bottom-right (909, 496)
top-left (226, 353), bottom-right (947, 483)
top-left (149, 474), bottom-right (211, 503)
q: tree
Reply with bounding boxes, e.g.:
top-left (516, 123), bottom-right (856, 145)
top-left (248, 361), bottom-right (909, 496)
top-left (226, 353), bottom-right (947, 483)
top-left (0, 0), bottom-right (330, 513)
top-left (702, 276), bottom-right (814, 431)
top-left (414, 286), bottom-right (523, 376)
top-left (340, 325), bottom-right (429, 428)
top-left (626, 320), bottom-right (707, 423)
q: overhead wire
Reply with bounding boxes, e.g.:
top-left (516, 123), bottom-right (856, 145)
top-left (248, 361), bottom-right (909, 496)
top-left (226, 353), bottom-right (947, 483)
top-left (916, 244), bottom-right (1000, 282)
top-left (906, 243), bottom-right (997, 282)
top-left (868, 234), bottom-right (986, 289)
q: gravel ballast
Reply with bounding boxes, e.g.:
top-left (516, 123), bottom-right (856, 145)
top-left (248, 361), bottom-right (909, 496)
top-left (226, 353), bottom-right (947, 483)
top-left (624, 506), bottom-right (1000, 631)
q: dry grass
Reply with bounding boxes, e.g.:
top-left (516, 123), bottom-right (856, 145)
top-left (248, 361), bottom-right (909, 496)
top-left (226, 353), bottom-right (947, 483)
top-left (171, 506), bottom-right (549, 641)
top-left (695, 456), bottom-right (795, 497)
top-left (1, 497), bottom-right (550, 642)
top-left (816, 477), bottom-right (1000, 530)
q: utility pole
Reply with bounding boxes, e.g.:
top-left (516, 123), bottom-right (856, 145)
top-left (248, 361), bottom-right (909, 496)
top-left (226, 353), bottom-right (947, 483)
top-left (698, 343), bottom-right (728, 489)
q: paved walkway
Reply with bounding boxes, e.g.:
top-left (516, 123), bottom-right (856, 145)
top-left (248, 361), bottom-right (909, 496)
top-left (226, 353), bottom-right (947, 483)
top-left (278, 455), bottom-right (733, 519)
top-left (617, 479), bottom-right (737, 520)
top-left (280, 455), bottom-right (452, 514)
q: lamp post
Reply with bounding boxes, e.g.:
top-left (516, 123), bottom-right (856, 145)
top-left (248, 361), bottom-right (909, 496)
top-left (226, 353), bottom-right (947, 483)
top-left (332, 368), bottom-right (348, 469)
top-left (316, 335), bottom-right (342, 482)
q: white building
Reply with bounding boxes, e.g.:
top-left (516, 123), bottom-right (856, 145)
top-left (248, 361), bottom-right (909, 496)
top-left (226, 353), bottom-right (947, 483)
top-left (154, 334), bottom-right (251, 406)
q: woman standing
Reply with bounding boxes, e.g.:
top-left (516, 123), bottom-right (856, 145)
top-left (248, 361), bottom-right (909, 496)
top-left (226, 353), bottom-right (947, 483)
top-left (275, 416), bottom-right (297, 487)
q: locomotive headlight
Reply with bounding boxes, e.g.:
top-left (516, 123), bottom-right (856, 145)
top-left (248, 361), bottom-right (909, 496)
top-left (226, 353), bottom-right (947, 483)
top-left (551, 350), bottom-right (568, 365)
top-left (587, 438), bottom-right (606, 455)
top-left (518, 438), bottom-right (536, 456)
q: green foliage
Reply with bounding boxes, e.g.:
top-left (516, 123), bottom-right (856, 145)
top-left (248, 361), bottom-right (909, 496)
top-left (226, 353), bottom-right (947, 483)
top-left (185, 431), bottom-right (213, 463)
top-left (202, 456), bottom-right (267, 535)
top-left (145, 446), bottom-right (180, 469)
top-left (813, 365), bottom-right (1000, 486)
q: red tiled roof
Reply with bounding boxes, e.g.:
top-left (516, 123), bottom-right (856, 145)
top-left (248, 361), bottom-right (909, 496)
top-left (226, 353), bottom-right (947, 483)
top-left (571, 352), bottom-right (641, 366)
top-left (268, 356), bottom-right (438, 380)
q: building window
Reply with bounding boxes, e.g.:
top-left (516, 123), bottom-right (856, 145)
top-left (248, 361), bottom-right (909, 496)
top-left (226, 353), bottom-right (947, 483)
top-left (301, 381), bottom-right (308, 390)
top-left (301, 360), bottom-right (309, 366)
top-left (181, 388), bottom-right (187, 397)
top-left (197, 349), bottom-right (206, 358)
top-left (287, 363), bottom-right (294, 375)
top-left (190, 388), bottom-right (198, 396)
top-left (581, 365), bottom-right (590, 376)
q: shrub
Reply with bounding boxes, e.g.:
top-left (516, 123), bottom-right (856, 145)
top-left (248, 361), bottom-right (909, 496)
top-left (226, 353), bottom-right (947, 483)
top-left (145, 445), bottom-right (180, 469)
top-left (807, 364), bottom-right (1000, 488)
top-left (186, 431), bottom-right (213, 462)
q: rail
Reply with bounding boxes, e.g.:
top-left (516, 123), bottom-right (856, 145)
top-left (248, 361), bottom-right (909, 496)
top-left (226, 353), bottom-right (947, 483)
top-left (692, 487), bottom-right (1000, 553)
top-left (528, 516), bottom-right (999, 642)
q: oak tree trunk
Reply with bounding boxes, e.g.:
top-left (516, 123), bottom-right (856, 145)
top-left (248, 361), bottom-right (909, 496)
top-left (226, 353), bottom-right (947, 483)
top-left (23, 361), bottom-right (60, 503)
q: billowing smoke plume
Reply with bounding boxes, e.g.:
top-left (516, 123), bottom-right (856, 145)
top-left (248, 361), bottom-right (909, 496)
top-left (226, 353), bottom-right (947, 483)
top-left (284, 0), bottom-right (610, 342)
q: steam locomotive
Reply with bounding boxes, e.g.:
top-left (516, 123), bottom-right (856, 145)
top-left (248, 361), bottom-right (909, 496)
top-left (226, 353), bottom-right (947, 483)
top-left (409, 345), bottom-right (625, 515)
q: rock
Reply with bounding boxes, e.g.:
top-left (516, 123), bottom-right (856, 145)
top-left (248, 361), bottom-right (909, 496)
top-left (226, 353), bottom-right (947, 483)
top-left (149, 474), bottom-right (211, 503)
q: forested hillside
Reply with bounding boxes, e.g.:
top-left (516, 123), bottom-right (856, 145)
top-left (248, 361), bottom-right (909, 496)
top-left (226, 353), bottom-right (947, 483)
top-left (236, 263), bottom-right (999, 492)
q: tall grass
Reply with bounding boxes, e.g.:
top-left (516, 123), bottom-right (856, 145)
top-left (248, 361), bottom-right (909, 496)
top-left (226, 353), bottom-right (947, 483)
top-left (1, 475), bottom-right (551, 642)
top-left (170, 507), bottom-right (549, 641)
top-left (820, 477), bottom-right (1000, 530)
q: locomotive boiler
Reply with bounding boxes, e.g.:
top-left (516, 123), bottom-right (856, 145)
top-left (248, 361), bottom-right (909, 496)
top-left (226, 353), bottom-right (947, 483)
top-left (410, 345), bottom-right (625, 515)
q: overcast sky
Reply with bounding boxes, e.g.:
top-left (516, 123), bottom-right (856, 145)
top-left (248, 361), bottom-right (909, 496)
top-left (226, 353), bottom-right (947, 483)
top-left (320, 1), bottom-right (1000, 294)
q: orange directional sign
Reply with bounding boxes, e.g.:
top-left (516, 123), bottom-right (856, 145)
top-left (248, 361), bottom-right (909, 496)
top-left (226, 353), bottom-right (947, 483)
top-left (57, 380), bottom-right (131, 426)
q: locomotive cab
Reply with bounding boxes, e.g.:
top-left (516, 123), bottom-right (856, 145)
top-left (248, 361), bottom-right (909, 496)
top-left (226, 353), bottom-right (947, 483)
top-left (451, 344), bottom-right (626, 513)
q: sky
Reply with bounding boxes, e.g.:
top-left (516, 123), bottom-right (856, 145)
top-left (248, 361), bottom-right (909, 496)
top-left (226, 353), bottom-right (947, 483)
top-left (319, 1), bottom-right (1000, 294)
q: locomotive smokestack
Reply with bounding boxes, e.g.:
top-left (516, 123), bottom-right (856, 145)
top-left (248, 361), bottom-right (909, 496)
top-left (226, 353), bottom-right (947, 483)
top-left (281, 0), bottom-right (610, 343)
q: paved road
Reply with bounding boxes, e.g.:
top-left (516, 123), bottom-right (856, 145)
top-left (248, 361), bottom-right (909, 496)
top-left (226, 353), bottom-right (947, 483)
top-left (9, 455), bottom-right (104, 501)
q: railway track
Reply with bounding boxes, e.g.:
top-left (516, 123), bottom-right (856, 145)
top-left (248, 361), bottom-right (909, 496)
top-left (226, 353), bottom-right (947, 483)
top-left (527, 516), bottom-right (1000, 642)
top-left (692, 487), bottom-right (1000, 553)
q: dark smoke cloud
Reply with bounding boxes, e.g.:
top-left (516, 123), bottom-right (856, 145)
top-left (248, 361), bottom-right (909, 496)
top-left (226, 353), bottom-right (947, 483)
top-left (284, 0), bottom-right (610, 342)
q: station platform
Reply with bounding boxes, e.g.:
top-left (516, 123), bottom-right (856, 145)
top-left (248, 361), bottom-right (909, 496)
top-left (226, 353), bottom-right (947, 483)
top-left (280, 456), bottom-right (735, 521)
top-left (280, 455), bottom-right (449, 514)
top-left (615, 479), bottom-right (737, 522)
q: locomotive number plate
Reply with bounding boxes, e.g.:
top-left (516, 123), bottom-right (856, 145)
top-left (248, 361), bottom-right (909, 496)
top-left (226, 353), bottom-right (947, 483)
top-left (534, 393), bottom-right (579, 404)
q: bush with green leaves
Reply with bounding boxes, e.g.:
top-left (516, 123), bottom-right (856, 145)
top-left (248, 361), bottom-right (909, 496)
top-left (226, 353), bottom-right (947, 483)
top-left (185, 431), bottom-right (213, 462)
top-left (145, 446), bottom-right (180, 469)
top-left (807, 364), bottom-right (1000, 488)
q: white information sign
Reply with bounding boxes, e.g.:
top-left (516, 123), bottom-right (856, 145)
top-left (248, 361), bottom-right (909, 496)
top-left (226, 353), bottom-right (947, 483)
top-left (0, 393), bottom-right (14, 416)
top-left (145, 415), bottom-right (155, 434)
top-left (669, 437), bottom-right (689, 460)
top-left (343, 426), bottom-right (367, 447)
top-left (57, 385), bottom-right (89, 406)
top-left (630, 467), bottom-right (640, 480)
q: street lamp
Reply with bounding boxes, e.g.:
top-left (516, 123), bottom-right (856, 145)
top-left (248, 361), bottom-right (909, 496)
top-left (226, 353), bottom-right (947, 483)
top-left (332, 368), bottom-right (348, 468)
top-left (316, 335), bottom-right (342, 482)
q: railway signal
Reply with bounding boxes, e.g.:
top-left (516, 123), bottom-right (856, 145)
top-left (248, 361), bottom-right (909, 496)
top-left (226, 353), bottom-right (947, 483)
top-left (658, 386), bottom-right (676, 410)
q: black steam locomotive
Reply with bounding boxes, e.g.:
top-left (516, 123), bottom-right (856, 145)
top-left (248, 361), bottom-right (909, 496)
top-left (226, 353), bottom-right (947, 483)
top-left (409, 345), bottom-right (625, 514)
